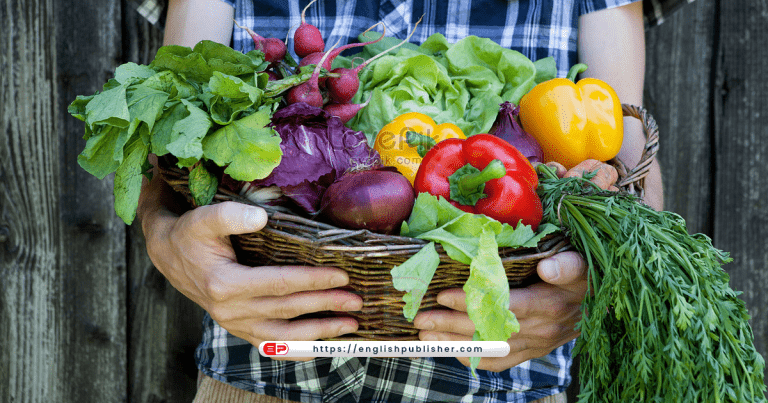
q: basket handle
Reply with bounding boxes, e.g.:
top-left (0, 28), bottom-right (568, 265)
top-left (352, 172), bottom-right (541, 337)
top-left (615, 104), bottom-right (660, 191)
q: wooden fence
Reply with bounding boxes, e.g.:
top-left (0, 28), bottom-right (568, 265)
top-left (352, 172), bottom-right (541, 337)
top-left (0, 0), bottom-right (765, 401)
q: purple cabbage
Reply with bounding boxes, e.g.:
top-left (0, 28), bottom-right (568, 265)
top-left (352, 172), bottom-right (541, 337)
top-left (249, 102), bottom-right (380, 215)
top-left (489, 102), bottom-right (543, 164)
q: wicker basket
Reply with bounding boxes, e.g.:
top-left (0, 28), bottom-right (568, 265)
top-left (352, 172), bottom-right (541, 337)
top-left (158, 104), bottom-right (659, 341)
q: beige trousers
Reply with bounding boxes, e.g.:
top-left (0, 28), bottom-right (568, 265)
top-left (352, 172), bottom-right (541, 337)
top-left (193, 372), bottom-right (568, 403)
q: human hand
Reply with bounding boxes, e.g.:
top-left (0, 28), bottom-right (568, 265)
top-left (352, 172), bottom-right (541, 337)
top-left (541, 159), bottom-right (619, 191)
top-left (140, 200), bottom-right (362, 360)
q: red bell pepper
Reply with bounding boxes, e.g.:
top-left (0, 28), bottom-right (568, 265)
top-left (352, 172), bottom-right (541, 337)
top-left (413, 133), bottom-right (543, 230)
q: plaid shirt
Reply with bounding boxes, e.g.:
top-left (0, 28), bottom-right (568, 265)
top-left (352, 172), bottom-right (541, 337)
top-left (128, 0), bottom-right (697, 401)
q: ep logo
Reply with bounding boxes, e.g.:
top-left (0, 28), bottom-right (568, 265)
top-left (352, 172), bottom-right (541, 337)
top-left (262, 342), bottom-right (289, 356)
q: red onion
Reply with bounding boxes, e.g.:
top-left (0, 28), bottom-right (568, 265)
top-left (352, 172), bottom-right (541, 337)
top-left (489, 102), bottom-right (543, 164)
top-left (320, 167), bottom-right (415, 235)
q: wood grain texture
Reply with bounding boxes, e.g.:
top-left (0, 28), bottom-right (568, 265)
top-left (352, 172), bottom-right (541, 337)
top-left (1, 0), bottom-right (127, 401)
top-left (645, 0), bottom-right (716, 235)
top-left (712, 0), bottom-right (768, 392)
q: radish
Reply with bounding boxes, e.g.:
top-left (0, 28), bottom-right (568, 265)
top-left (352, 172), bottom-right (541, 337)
top-left (233, 19), bottom-right (287, 63)
top-left (294, 0), bottom-right (324, 58)
top-left (326, 16), bottom-right (422, 104)
top-left (296, 22), bottom-right (386, 74)
top-left (323, 96), bottom-right (370, 124)
top-left (286, 40), bottom-right (340, 107)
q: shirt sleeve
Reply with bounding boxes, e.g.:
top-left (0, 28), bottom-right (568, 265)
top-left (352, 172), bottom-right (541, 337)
top-left (129, 0), bottom-right (235, 28)
top-left (580, 0), bottom-right (642, 17)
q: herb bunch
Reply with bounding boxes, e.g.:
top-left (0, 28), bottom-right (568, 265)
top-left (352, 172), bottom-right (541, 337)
top-left (536, 165), bottom-right (767, 403)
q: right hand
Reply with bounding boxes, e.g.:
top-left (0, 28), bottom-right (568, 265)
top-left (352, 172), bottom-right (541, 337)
top-left (140, 200), bottom-right (362, 359)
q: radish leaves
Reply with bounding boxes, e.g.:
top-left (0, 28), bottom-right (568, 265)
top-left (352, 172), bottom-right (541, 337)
top-left (68, 40), bottom-right (283, 225)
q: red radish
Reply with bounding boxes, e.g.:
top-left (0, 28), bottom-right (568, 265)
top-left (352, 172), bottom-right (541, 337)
top-left (286, 40), bottom-right (340, 107)
top-left (326, 16), bottom-right (423, 104)
top-left (233, 19), bottom-right (286, 63)
top-left (323, 96), bottom-right (370, 124)
top-left (296, 22), bottom-right (386, 74)
top-left (294, 0), bottom-right (324, 58)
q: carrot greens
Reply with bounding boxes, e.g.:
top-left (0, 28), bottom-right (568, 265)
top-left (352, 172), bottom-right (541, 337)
top-left (536, 165), bottom-right (767, 403)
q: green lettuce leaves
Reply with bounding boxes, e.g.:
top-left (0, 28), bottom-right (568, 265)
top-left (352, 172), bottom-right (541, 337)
top-left (391, 192), bottom-right (558, 372)
top-left (68, 40), bottom-right (282, 225)
top-left (347, 33), bottom-right (557, 142)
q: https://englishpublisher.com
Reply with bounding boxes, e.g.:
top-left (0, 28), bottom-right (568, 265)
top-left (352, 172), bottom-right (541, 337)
top-left (260, 341), bottom-right (510, 358)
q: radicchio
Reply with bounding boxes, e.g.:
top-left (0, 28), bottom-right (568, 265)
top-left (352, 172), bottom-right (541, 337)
top-left (247, 102), bottom-right (380, 215)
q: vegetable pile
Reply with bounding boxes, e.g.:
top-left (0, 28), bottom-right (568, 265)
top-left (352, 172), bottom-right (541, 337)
top-left (67, 11), bottom-right (766, 401)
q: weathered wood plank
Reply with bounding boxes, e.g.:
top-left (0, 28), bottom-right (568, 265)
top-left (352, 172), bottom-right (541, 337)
top-left (122, 8), bottom-right (206, 403)
top-left (713, 0), bottom-right (768, 392)
top-left (1, 0), bottom-right (127, 401)
top-left (644, 0), bottom-right (715, 235)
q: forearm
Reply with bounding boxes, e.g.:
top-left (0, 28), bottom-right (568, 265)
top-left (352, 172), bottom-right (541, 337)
top-left (163, 0), bottom-right (234, 47)
top-left (578, 1), bottom-right (663, 210)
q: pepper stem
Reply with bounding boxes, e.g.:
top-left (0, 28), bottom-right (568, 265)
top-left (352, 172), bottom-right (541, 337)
top-left (566, 63), bottom-right (588, 82)
top-left (449, 159), bottom-right (506, 206)
top-left (405, 131), bottom-right (437, 157)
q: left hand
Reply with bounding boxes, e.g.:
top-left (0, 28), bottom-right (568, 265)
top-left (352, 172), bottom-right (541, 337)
top-left (411, 160), bottom-right (618, 372)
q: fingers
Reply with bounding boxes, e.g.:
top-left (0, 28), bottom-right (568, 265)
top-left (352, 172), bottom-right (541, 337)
top-left (536, 251), bottom-right (587, 286)
top-left (207, 289), bottom-right (362, 324)
top-left (188, 201), bottom-right (269, 237)
top-left (198, 264), bottom-right (354, 304)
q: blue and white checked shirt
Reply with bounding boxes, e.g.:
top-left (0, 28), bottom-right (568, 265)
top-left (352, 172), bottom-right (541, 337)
top-left (127, 0), bottom-right (698, 401)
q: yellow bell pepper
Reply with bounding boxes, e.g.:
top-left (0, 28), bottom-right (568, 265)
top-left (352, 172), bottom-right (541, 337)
top-left (518, 64), bottom-right (623, 170)
top-left (374, 112), bottom-right (466, 185)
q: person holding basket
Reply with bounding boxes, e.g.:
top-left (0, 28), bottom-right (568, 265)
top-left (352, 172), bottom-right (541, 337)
top-left (135, 0), bottom-right (671, 401)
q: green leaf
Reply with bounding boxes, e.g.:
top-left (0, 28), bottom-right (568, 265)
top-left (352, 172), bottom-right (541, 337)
top-left (464, 225), bottom-right (519, 342)
top-left (77, 125), bottom-right (124, 179)
top-left (204, 72), bottom-right (264, 125)
top-left (533, 57), bottom-right (557, 84)
top-left (85, 82), bottom-right (130, 129)
top-left (202, 108), bottom-right (282, 181)
top-left (125, 83), bottom-right (170, 139)
top-left (68, 95), bottom-right (95, 122)
top-left (113, 134), bottom-right (150, 225)
top-left (496, 222), bottom-right (559, 248)
top-left (189, 163), bottom-right (218, 206)
top-left (165, 99), bottom-right (213, 167)
top-left (390, 242), bottom-right (440, 321)
top-left (115, 62), bottom-right (156, 84)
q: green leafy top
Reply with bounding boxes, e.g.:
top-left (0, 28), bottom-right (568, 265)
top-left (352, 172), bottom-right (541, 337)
top-left (68, 41), bottom-right (283, 225)
top-left (536, 165), bottom-right (767, 403)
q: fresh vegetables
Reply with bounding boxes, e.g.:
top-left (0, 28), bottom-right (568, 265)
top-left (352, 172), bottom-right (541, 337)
top-left (536, 164), bottom-right (767, 403)
top-left (243, 102), bottom-right (379, 215)
top-left (488, 102), bottom-right (543, 164)
top-left (320, 166), bottom-right (415, 234)
top-left (293, 0), bottom-right (324, 58)
top-left (519, 64), bottom-right (624, 169)
top-left (373, 112), bottom-right (466, 185)
top-left (286, 40), bottom-right (339, 107)
top-left (346, 33), bottom-right (557, 142)
top-left (67, 41), bottom-right (282, 224)
top-left (413, 134), bottom-right (543, 230)
top-left (234, 19), bottom-right (287, 64)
